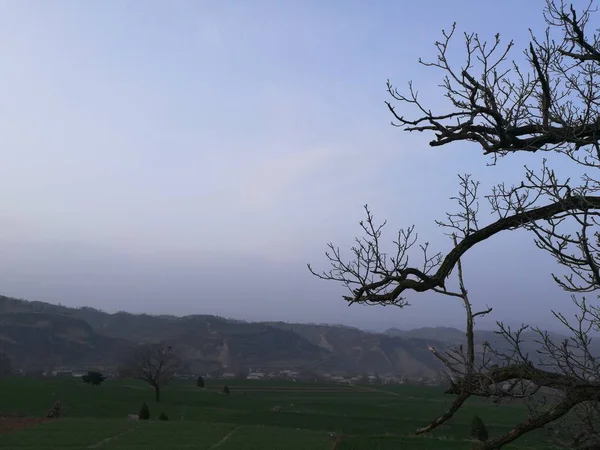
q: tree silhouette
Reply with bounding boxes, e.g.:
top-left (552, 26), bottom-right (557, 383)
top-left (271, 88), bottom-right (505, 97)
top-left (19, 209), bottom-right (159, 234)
top-left (310, 1), bottom-right (600, 448)
top-left (123, 343), bottom-right (180, 403)
top-left (81, 371), bottom-right (106, 386)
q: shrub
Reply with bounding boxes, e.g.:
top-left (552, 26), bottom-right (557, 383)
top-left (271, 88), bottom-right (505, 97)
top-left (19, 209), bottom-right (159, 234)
top-left (81, 371), bottom-right (106, 386)
top-left (158, 412), bottom-right (169, 421)
top-left (196, 376), bottom-right (204, 388)
top-left (223, 384), bottom-right (230, 395)
top-left (46, 400), bottom-right (63, 418)
top-left (471, 415), bottom-right (489, 442)
top-left (138, 402), bottom-right (150, 420)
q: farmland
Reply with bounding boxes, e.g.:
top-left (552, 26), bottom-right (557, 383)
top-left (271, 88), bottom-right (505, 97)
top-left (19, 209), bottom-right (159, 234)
top-left (0, 378), bottom-right (547, 449)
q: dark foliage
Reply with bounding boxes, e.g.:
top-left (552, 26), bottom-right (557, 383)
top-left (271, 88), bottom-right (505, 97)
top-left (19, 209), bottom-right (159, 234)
top-left (81, 371), bottom-right (106, 386)
top-left (471, 415), bottom-right (489, 442)
top-left (138, 402), bottom-right (150, 420)
top-left (0, 351), bottom-right (12, 378)
top-left (46, 400), bottom-right (63, 419)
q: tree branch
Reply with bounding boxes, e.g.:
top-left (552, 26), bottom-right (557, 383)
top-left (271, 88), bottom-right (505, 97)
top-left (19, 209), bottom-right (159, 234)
top-left (318, 195), bottom-right (600, 305)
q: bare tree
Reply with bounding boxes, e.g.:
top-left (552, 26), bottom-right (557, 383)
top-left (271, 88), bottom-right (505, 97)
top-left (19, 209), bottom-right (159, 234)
top-left (123, 343), bottom-right (180, 403)
top-left (309, 1), bottom-right (600, 449)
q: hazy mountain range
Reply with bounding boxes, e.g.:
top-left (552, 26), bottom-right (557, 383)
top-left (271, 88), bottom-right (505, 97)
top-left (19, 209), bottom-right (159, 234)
top-left (0, 295), bottom-right (582, 378)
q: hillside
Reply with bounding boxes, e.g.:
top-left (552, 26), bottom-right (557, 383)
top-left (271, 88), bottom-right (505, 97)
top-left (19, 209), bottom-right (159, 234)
top-left (0, 296), bottom-right (449, 376)
top-left (0, 295), bottom-right (469, 377)
top-left (385, 325), bottom-right (600, 369)
top-left (1, 295), bottom-right (590, 377)
top-left (267, 322), bottom-right (443, 378)
top-left (0, 311), bottom-right (131, 372)
top-left (2, 295), bottom-right (590, 377)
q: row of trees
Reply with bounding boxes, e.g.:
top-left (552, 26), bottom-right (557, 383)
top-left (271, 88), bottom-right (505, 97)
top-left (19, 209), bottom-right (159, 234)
top-left (310, 1), bottom-right (600, 449)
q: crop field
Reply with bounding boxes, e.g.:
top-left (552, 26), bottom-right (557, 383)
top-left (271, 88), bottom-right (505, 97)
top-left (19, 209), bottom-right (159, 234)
top-left (0, 378), bottom-right (549, 449)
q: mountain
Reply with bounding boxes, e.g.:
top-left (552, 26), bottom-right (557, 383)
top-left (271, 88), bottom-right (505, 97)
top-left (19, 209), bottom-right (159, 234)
top-left (0, 311), bottom-right (131, 371)
top-left (0, 295), bottom-right (455, 376)
top-left (267, 322), bottom-right (444, 378)
top-left (1, 294), bottom-right (591, 377)
top-left (1, 294), bottom-right (589, 377)
top-left (385, 326), bottom-right (467, 342)
top-left (385, 325), bottom-right (600, 368)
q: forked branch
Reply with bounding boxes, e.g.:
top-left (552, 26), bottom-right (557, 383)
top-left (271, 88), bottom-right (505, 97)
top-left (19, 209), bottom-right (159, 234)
top-left (310, 195), bottom-right (600, 306)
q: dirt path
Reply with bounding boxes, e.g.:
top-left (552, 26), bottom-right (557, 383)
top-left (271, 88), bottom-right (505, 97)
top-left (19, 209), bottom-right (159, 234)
top-left (0, 416), bottom-right (51, 434)
top-left (208, 426), bottom-right (241, 449)
top-left (208, 386), bottom-right (366, 393)
top-left (87, 421), bottom-right (151, 449)
top-left (350, 385), bottom-right (403, 397)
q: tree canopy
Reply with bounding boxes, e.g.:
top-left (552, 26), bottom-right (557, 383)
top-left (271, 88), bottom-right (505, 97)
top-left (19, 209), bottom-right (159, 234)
top-left (81, 371), bottom-right (106, 386)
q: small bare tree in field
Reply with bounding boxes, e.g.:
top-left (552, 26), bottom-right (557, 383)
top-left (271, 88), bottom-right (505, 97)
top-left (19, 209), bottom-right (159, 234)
top-left (124, 343), bottom-right (180, 403)
top-left (309, 1), bottom-right (600, 449)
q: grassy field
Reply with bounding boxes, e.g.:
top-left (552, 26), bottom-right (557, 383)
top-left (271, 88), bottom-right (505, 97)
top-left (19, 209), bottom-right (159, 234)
top-left (0, 378), bottom-right (548, 449)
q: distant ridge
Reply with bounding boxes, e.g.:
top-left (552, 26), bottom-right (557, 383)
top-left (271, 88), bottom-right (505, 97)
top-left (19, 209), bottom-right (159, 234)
top-left (0, 294), bottom-right (584, 377)
top-left (0, 294), bottom-right (450, 377)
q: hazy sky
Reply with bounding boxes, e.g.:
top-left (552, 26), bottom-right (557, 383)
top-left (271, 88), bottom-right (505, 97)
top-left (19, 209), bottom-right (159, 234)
top-left (0, 0), bottom-right (590, 332)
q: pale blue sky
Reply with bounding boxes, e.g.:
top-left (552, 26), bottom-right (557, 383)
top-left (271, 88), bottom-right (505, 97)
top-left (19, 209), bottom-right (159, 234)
top-left (0, 0), bottom-right (588, 331)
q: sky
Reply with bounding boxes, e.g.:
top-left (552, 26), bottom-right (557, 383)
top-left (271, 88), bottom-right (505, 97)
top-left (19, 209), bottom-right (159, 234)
top-left (0, 0), bottom-right (592, 332)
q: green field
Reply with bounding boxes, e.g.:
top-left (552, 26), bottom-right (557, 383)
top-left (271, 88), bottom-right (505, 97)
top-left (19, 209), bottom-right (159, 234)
top-left (0, 378), bottom-right (548, 449)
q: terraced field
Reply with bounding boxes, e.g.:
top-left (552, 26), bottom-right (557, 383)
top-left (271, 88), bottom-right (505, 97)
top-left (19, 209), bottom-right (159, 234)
top-left (0, 378), bottom-right (548, 449)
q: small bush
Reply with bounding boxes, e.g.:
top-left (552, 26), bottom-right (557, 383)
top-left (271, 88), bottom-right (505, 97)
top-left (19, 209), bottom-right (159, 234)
top-left (46, 400), bottom-right (63, 418)
top-left (81, 371), bottom-right (106, 386)
top-left (158, 412), bottom-right (169, 421)
top-left (471, 415), bottom-right (489, 442)
top-left (138, 402), bottom-right (150, 420)
top-left (223, 384), bottom-right (230, 395)
top-left (196, 376), bottom-right (204, 388)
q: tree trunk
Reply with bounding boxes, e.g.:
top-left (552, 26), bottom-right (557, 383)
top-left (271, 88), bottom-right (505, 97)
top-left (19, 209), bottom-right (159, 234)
top-left (155, 385), bottom-right (160, 403)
